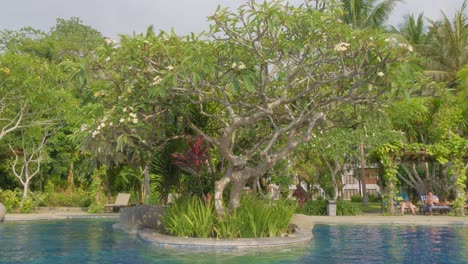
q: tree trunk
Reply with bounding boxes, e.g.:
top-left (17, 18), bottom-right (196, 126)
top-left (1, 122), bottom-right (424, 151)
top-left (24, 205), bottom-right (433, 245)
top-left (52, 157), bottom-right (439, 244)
top-left (144, 165), bottom-right (150, 204)
top-left (388, 181), bottom-right (396, 214)
top-left (66, 161), bottom-right (74, 193)
top-left (228, 176), bottom-right (249, 212)
top-left (360, 142), bottom-right (368, 206)
top-left (331, 173), bottom-right (338, 200)
top-left (214, 176), bottom-right (231, 217)
top-left (20, 180), bottom-right (30, 208)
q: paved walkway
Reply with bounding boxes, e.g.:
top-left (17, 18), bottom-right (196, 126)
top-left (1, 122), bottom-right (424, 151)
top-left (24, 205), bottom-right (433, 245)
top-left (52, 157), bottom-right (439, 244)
top-left (4, 212), bottom-right (119, 221)
top-left (292, 214), bottom-right (468, 227)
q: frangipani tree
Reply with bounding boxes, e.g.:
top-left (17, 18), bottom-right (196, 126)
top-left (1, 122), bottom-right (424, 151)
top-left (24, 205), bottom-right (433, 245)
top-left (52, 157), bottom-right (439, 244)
top-left (85, 0), bottom-right (417, 215)
top-left (168, 0), bottom-right (416, 215)
top-left (79, 29), bottom-right (194, 202)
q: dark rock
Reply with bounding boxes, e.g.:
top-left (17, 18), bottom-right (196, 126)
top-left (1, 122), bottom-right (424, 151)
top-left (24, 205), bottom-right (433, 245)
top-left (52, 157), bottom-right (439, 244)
top-left (287, 223), bottom-right (298, 233)
top-left (114, 205), bottom-right (164, 233)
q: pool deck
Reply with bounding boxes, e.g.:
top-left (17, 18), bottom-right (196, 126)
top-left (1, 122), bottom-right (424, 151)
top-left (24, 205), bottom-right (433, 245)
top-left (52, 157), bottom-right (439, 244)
top-left (291, 214), bottom-right (468, 228)
top-left (4, 212), bottom-right (119, 221)
top-left (4, 211), bottom-right (467, 226)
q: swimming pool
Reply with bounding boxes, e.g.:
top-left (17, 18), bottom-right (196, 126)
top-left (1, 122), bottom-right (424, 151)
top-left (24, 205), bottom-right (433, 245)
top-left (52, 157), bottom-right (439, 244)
top-left (0, 219), bottom-right (466, 263)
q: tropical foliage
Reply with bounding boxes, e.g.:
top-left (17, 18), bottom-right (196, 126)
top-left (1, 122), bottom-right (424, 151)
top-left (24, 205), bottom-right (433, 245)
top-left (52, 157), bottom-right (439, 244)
top-left (0, 0), bottom-right (466, 221)
top-left (162, 194), bottom-right (297, 238)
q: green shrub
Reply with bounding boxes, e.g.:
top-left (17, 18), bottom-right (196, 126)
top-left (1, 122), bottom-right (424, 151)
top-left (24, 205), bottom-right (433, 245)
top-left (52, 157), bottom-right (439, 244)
top-left (20, 198), bottom-right (34, 213)
top-left (367, 193), bottom-right (381, 203)
top-left (0, 189), bottom-right (21, 212)
top-left (351, 194), bottom-right (381, 203)
top-left (45, 191), bottom-right (92, 207)
top-left (227, 195), bottom-right (296, 238)
top-left (0, 189), bottom-right (48, 213)
top-left (337, 200), bottom-right (361, 216)
top-left (44, 181), bottom-right (55, 194)
top-left (350, 195), bottom-right (363, 203)
top-left (295, 200), bottom-right (327, 215)
top-left (162, 196), bottom-right (214, 238)
top-left (29, 191), bottom-right (48, 207)
top-left (162, 195), bottom-right (297, 239)
top-left (213, 212), bottom-right (242, 239)
top-left (263, 199), bottom-right (297, 237)
top-left (87, 167), bottom-right (106, 213)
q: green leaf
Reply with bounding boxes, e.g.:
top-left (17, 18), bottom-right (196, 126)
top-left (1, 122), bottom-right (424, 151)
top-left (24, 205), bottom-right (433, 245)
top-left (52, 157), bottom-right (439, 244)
top-left (232, 78), bottom-right (240, 93)
top-left (243, 76), bottom-right (254, 92)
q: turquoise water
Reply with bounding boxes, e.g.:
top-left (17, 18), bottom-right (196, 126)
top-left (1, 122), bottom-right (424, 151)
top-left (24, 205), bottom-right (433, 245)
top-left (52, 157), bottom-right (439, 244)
top-left (0, 219), bottom-right (467, 264)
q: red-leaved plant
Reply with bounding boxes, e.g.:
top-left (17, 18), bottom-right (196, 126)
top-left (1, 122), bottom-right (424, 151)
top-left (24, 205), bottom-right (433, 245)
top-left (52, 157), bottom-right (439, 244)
top-left (171, 135), bottom-right (211, 202)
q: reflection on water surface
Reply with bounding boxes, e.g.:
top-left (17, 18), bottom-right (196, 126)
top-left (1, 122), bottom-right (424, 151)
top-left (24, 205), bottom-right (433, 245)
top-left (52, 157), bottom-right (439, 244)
top-left (0, 220), bottom-right (466, 264)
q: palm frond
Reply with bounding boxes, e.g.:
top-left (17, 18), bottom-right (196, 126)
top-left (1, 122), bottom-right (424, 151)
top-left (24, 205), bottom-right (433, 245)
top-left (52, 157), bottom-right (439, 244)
top-left (399, 13), bottom-right (427, 45)
top-left (423, 0), bottom-right (468, 82)
top-left (366, 0), bottom-right (402, 28)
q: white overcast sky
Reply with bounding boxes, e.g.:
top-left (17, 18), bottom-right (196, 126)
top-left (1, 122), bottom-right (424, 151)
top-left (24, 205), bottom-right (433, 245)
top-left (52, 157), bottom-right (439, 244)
top-left (0, 0), bottom-right (465, 39)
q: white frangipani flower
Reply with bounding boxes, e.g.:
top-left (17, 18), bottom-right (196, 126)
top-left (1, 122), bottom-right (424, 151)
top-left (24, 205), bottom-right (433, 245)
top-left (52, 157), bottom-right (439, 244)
top-left (92, 130), bottom-right (100, 138)
top-left (334, 42), bottom-right (350, 52)
top-left (123, 106), bottom-right (133, 113)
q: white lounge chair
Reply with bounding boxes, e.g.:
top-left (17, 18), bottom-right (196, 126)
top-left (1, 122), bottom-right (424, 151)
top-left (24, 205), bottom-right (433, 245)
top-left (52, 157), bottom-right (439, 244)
top-left (104, 193), bottom-right (131, 212)
top-left (420, 194), bottom-right (451, 215)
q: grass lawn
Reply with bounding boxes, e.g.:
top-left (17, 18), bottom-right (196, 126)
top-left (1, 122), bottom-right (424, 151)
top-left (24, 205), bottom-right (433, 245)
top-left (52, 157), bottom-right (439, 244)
top-left (354, 202), bottom-right (382, 214)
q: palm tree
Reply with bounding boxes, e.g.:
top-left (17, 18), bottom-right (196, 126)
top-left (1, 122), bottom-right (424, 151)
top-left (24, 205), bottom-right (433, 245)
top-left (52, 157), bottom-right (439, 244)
top-left (397, 13), bottom-right (428, 46)
top-left (337, 0), bottom-right (402, 206)
top-left (424, 0), bottom-right (467, 84)
top-left (340, 0), bottom-right (402, 29)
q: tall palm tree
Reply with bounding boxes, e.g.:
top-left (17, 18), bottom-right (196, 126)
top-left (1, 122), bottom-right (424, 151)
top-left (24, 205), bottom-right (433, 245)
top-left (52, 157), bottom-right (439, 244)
top-left (398, 13), bottom-right (428, 46)
top-left (424, 0), bottom-right (467, 84)
top-left (341, 0), bottom-right (402, 29)
top-left (339, 0), bottom-right (401, 205)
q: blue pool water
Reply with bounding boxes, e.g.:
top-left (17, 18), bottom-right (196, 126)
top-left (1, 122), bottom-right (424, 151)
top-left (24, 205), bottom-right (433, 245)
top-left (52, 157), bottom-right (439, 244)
top-left (0, 219), bottom-right (467, 264)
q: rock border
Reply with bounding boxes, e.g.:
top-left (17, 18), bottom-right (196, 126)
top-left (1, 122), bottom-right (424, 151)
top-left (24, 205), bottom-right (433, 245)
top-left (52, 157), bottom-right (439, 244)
top-left (136, 227), bottom-right (312, 250)
top-left (0, 203), bottom-right (5, 222)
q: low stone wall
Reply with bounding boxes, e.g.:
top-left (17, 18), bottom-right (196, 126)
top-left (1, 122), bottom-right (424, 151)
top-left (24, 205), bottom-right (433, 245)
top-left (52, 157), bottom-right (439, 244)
top-left (36, 207), bottom-right (88, 213)
top-left (113, 206), bottom-right (313, 250)
top-left (0, 203), bottom-right (5, 222)
top-left (137, 225), bottom-right (313, 250)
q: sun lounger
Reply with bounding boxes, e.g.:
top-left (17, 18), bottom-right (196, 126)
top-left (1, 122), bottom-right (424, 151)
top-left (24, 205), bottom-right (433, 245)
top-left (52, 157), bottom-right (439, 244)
top-left (104, 193), bottom-right (131, 212)
top-left (420, 194), bottom-right (451, 215)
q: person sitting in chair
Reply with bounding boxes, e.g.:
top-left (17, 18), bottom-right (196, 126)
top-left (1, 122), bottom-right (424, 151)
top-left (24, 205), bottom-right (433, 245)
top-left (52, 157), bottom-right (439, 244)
top-left (400, 199), bottom-right (415, 215)
top-left (425, 192), bottom-right (439, 206)
top-left (423, 191), bottom-right (440, 215)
